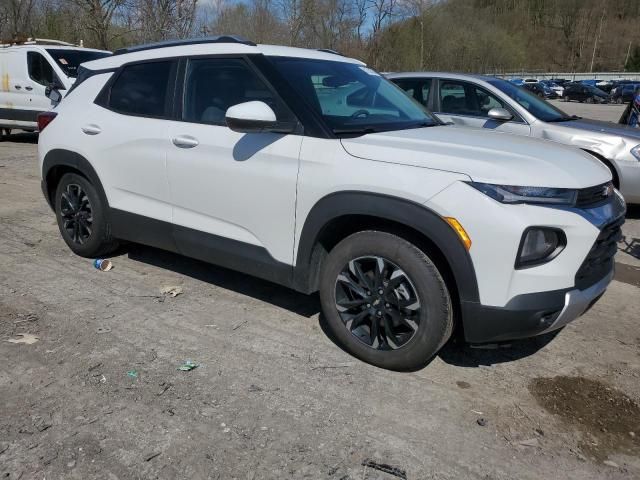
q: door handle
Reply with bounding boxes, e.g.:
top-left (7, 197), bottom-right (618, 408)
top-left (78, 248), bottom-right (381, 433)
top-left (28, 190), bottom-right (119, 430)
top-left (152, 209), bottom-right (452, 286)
top-left (25, 86), bottom-right (33, 91)
top-left (172, 135), bottom-right (199, 148)
top-left (81, 124), bottom-right (102, 135)
top-left (14, 85), bottom-right (21, 90)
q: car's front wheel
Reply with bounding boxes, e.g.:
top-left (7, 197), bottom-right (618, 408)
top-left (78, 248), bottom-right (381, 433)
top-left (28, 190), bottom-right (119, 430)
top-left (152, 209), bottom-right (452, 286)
top-left (319, 231), bottom-right (453, 371)
top-left (586, 96), bottom-right (594, 104)
top-left (54, 173), bottom-right (118, 258)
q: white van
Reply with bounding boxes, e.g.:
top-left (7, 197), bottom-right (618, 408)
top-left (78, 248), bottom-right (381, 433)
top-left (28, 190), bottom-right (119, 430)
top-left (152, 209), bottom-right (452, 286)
top-left (0, 39), bottom-right (110, 134)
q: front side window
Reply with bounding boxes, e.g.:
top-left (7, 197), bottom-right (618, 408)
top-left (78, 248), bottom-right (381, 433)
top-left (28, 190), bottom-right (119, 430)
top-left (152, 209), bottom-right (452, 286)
top-left (489, 78), bottom-right (573, 122)
top-left (182, 58), bottom-right (292, 125)
top-left (107, 61), bottom-right (172, 117)
top-left (438, 80), bottom-right (510, 118)
top-left (269, 57), bottom-right (438, 135)
top-left (27, 51), bottom-right (56, 86)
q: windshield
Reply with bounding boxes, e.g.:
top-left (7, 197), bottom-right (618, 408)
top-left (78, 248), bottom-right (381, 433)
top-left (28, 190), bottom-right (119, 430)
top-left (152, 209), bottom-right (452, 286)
top-left (488, 78), bottom-right (572, 122)
top-left (269, 57), bottom-right (439, 136)
top-left (45, 49), bottom-right (112, 77)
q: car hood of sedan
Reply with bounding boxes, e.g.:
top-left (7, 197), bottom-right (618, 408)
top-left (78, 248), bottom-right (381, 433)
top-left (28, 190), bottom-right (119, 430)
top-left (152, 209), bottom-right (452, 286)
top-left (552, 118), bottom-right (640, 140)
top-left (340, 125), bottom-right (611, 188)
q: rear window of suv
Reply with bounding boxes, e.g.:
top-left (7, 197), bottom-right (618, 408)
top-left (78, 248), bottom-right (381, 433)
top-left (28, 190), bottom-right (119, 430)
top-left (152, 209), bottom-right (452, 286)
top-left (106, 61), bottom-right (173, 118)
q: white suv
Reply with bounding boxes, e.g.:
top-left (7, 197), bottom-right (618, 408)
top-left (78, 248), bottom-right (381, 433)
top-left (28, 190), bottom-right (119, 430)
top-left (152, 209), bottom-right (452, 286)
top-left (38, 37), bottom-right (625, 370)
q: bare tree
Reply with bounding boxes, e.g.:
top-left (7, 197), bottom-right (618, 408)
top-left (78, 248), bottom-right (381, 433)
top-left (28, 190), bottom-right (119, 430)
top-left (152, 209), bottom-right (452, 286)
top-left (71, 0), bottom-right (125, 49)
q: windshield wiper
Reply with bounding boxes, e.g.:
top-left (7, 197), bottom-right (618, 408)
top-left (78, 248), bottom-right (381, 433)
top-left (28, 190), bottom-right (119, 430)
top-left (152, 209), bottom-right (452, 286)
top-left (547, 115), bottom-right (580, 123)
top-left (333, 127), bottom-right (379, 136)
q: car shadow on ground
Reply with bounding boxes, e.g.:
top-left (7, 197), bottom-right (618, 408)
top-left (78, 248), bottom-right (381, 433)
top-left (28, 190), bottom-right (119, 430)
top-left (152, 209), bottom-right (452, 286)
top-left (125, 244), bottom-right (321, 317)
top-left (620, 204), bottom-right (640, 260)
top-left (1, 132), bottom-right (38, 144)
top-left (126, 244), bottom-right (563, 371)
top-left (438, 331), bottom-right (561, 368)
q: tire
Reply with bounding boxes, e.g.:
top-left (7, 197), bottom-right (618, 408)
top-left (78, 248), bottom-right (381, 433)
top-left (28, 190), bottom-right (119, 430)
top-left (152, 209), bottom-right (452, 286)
top-left (319, 231), bottom-right (453, 371)
top-left (564, 95), bottom-right (570, 102)
top-left (586, 96), bottom-right (594, 104)
top-left (54, 172), bottom-right (118, 257)
top-left (616, 97), bottom-right (623, 104)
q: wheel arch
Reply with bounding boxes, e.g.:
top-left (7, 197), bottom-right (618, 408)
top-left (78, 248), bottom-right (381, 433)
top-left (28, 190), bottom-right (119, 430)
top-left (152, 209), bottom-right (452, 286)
top-left (292, 192), bottom-right (480, 313)
top-left (582, 148), bottom-right (620, 189)
top-left (42, 149), bottom-right (108, 210)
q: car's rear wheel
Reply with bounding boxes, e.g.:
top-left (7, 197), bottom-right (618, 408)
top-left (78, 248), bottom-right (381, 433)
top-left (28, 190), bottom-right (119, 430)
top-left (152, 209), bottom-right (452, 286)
top-left (586, 96), bottom-right (594, 104)
top-left (616, 97), bottom-right (623, 104)
top-left (319, 231), bottom-right (453, 371)
top-left (564, 95), bottom-right (570, 102)
top-left (54, 173), bottom-right (118, 258)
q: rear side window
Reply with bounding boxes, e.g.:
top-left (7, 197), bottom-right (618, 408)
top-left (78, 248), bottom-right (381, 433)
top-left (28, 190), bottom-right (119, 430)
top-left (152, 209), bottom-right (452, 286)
top-left (393, 78), bottom-right (431, 107)
top-left (107, 61), bottom-right (173, 118)
top-left (27, 52), bottom-right (56, 86)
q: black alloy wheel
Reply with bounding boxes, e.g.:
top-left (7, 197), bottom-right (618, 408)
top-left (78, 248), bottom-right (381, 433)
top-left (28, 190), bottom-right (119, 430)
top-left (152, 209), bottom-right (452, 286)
top-left (54, 172), bottom-right (118, 257)
top-left (335, 256), bottom-right (421, 350)
top-left (60, 183), bottom-right (93, 245)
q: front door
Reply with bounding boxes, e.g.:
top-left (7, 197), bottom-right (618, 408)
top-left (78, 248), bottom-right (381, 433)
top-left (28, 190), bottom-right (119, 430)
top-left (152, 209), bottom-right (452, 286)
top-left (166, 56), bottom-right (302, 270)
top-left (434, 79), bottom-right (531, 135)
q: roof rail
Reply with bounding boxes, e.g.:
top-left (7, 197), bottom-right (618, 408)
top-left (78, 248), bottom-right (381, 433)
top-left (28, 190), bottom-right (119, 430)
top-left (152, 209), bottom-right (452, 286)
top-left (1, 37), bottom-right (76, 48)
top-left (113, 35), bottom-right (256, 55)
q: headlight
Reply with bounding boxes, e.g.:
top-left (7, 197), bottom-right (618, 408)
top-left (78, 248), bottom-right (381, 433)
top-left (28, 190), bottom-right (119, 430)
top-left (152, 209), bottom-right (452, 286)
top-left (516, 228), bottom-right (566, 268)
top-left (468, 182), bottom-right (578, 205)
top-left (632, 145), bottom-right (640, 161)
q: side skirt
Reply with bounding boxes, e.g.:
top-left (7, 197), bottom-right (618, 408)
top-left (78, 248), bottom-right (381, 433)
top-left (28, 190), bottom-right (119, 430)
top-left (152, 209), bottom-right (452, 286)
top-left (110, 209), bottom-right (295, 289)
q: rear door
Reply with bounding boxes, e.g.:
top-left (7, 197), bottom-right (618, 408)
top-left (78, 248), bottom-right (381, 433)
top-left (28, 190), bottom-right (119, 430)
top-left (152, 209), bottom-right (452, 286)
top-left (84, 60), bottom-right (175, 238)
top-left (434, 78), bottom-right (531, 135)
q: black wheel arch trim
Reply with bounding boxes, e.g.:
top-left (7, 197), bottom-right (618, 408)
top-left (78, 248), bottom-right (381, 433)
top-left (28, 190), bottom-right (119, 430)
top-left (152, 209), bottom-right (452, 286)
top-left (42, 149), bottom-right (109, 212)
top-left (292, 191), bottom-right (480, 306)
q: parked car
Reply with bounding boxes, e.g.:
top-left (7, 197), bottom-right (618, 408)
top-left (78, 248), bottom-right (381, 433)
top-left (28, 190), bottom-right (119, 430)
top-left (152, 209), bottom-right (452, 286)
top-left (523, 78), bottom-right (539, 84)
top-left (563, 83), bottom-right (609, 103)
top-left (540, 80), bottom-right (564, 97)
top-left (388, 72), bottom-right (640, 203)
top-left (0, 38), bottom-right (111, 135)
top-left (550, 78), bottom-right (570, 87)
top-left (610, 80), bottom-right (638, 98)
top-left (523, 82), bottom-right (557, 99)
top-left (611, 83), bottom-right (640, 104)
top-left (508, 78), bottom-right (525, 86)
top-left (38, 38), bottom-right (624, 370)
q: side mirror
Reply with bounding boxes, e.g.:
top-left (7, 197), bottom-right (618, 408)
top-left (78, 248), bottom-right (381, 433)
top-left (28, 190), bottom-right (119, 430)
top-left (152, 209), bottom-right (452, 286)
top-left (225, 101), bottom-right (294, 134)
top-left (487, 107), bottom-right (513, 121)
top-left (45, 81), bottom-right (63, 104)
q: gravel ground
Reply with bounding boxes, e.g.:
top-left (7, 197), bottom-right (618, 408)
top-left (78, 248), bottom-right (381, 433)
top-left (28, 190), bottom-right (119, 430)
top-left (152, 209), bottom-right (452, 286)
top-left (0, 130), bottom-right (639, 480)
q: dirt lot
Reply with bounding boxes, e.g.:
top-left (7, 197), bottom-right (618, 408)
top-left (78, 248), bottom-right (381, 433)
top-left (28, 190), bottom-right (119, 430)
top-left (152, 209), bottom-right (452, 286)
top-left (1, 127), bottom-right (639, 479)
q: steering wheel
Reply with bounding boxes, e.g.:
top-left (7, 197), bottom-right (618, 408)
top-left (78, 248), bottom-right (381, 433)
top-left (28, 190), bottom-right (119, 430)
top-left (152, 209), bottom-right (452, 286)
top-left (350, 109), bottom-right (370, 119)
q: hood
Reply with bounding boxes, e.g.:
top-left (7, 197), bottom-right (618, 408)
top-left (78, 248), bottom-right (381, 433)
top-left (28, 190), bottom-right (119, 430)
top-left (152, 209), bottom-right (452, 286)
top-left (552, 118), bottom-right (640, 140)
top-left (340, 125), bottom-right (610, 188)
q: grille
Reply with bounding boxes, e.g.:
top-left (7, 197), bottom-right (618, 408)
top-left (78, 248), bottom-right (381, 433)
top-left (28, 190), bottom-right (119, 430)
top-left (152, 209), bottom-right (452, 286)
top-left (575, 216), bottom-right (624, 290)
top-left (576, 182), bottom-right (614, 208)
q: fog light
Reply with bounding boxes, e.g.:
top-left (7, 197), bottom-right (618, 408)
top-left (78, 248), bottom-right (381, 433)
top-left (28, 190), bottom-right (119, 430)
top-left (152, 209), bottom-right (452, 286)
top-left (516, 228), bottom-right (566, 268)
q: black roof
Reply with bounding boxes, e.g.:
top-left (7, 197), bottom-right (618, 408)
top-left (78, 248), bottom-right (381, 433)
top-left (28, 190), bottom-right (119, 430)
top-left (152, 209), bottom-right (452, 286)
top-left (113, 35), bottom-right (256, 55)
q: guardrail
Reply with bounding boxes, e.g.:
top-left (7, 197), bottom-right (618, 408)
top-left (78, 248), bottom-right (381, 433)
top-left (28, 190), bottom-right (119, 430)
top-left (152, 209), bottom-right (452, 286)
top-left (493, 72), bottom-right (640, 81)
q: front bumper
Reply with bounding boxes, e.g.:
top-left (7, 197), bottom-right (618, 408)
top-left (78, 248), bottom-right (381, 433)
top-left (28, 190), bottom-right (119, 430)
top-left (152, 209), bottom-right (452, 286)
top-left (461, 268), bottom-right (613, 344)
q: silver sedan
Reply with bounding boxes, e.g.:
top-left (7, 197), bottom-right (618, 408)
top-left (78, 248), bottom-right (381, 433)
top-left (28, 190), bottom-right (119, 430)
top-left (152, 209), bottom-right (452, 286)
top-left (387, 72), bottom-right (640, 204)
